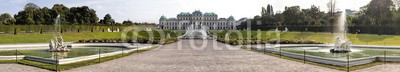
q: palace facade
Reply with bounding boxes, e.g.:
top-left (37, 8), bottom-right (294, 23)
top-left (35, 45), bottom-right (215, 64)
top-left (159, 10), bottom-right (236, 30)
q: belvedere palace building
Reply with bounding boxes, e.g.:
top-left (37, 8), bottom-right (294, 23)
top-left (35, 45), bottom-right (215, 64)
top-left (159, 10), bottom-right (237, 30)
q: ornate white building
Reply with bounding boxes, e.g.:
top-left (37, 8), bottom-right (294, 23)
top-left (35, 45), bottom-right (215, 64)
top-left (159, 10), bottom-right (236, 30)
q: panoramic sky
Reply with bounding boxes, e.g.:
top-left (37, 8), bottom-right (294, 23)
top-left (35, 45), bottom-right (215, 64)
top-left (0, 0), bottom-right (371, 23)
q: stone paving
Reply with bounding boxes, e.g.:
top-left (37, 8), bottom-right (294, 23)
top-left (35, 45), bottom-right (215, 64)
top-left (354, 64), bottom-right (400, 72)
top-left (0, 64), bottom-right (50, 72)
top-left (3, 40), bottom-right (400, 72)
top-left (66, 40), bottom-right (341, 72)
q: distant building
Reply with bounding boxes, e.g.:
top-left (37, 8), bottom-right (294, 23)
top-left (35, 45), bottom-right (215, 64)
top-left (159, 10), bottom-right (236, 30)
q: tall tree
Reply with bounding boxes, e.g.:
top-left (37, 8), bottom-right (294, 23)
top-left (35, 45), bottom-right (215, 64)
top-left (101, 14), bottom-right (114, 25)
top-left (15, 3), bottom-right (40, 25)
top-left (52, 4), bottom-right (69, 24)
top-left (282, 6), bottom-right (302, 26)
top-left (0, 13), bottom-right (14, 25)
top-left (41, 7), bottom-right (57, 25)
top-left (122, 20), bottom-right (134, 25)
top-left (67, 6), bottom-right (99, 25)
top-left (261, 7), bottom-right (267, 17)
top-left (327, 0), bottom-right (336, 16)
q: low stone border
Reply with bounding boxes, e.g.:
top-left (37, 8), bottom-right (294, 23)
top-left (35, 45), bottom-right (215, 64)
top-left (251, 44), bottom-right (400, 67)
top-left (0, 43), bottom-right (157, 64)
top-left (0, 56), bottom-right (25, 60)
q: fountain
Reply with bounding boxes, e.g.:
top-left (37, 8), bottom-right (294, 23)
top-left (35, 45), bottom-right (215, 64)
top-left (49, 36), bottom-right (70, 52)
top-left (330, 3), bottom-right (351, 53)
top-left (179, 22), bottom-right (210, 39)
top-left (49, 15), bottom-right (71, 52)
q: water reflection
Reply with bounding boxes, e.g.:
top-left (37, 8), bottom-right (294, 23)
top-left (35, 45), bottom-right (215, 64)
top-left (51, 52), bottom-right (69, 59)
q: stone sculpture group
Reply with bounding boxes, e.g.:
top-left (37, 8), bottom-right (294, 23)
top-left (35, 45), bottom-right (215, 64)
top-left (49, 36), bottom-right (71, 52)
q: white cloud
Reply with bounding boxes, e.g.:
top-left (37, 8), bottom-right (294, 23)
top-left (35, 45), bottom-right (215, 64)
top-left (10, 0), bottom-right (28, 4)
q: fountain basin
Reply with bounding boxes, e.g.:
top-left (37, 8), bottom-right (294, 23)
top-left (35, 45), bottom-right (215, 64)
top-left (252, 44), bottom-right (400, 67)
top-left (0, 47), bottom-right (124, 59)
top-left (282, 47), bottom-right (400, 59)
top-left (0, 43), bottom-right (156, 64)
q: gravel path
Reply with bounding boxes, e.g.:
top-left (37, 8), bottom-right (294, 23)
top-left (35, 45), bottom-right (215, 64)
top-left (0, 64), bottom-right (50, 72)
top-left (354, 64), bottom-right (400, 72)
top-left (66, 40), bottom-right (342, 72)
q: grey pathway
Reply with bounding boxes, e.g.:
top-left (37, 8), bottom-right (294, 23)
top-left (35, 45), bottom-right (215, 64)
top-left (66, 40), bottom-right (341, 72)
top-left (0, 64), bottom-right (50, 72)
top-left (354, 64), bottom-right (400, 72)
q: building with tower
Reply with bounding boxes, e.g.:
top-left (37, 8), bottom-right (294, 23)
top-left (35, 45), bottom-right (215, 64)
top-left (159, 10), bottom-right (236, 30)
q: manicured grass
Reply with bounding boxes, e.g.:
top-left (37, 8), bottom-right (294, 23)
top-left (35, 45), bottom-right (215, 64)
top-left (211, 30), bottom-right (400, 46)
top-left (0, 60), bottom-right (17, 64)
top-left (0, 30), bottom-right (184, 44)
top-left (11, 46), bottom-right (158, 71)
top-left (0, 32), bottom-right (123, 44)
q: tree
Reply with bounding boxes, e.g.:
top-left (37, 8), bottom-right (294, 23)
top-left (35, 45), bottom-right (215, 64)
top-left (327, 0), bottom-right (336, 16)
top-left (357, 0), bottom-right (395, 26)
top-left (100, 14), bottom-right (115, 25)
top-left (15, 3), bottom-right (40, 25)
top-left (52, 4), bottom-right (69, 24)
top-left (282, 6), bottom-right (302, 26)
top-left (67, 6), bottom-right (99, 25)
top-left (274, 13), bottom-right (284, 26)
top-left (24, 3), bottom-right (40, 12)
top-left (261, 4), bottom-right (274, 17)
top-left (260, 4), bottom-right (275, 25)
top-left (0, 13), bottom-right (14, 25)
top-left (41, 7), bottom-right (57, 25)
top-left (303, 5), bottom-right (323, 26)
top-left (122, 20), bottom-right (134, 25)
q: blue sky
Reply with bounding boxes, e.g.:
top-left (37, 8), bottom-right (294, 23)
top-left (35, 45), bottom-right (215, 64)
top-left (0, 0), bottom-right (371, 23)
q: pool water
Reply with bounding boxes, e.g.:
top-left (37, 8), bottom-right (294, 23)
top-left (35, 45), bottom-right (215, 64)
top-left (0, 47), bottom-right (127, 59)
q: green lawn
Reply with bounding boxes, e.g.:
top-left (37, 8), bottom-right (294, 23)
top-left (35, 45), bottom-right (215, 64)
top-left (211, 30), bottom-right (400, 46)
top-left (0, 31), bottom-right (182, 44)
top-left (1, 30), bottom-right (400, 46)
top-left (0, 32), bottom-right (123, 44)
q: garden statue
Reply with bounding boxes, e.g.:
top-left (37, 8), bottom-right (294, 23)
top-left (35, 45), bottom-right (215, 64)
top-left (330, 37), bottom-right (351, 53)
top-left (49, 36), bottom-right (70, 52)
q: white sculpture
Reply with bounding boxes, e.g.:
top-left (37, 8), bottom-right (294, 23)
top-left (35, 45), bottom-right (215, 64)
top-left (49, 36), bottom-right (70, 52)
top-left (330, 37), bottom-right (351, 53)
top-left (284, 27), bottom-right (288, 32)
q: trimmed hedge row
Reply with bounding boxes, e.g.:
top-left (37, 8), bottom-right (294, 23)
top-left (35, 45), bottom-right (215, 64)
top-left (0, 25), bottom-right (125, 34)
top-left (76, 38), bottom-right (178, 45)
top-left (216, 38), bottom-right (323, 45)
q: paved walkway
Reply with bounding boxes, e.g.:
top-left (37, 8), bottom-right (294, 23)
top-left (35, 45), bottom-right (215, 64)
top-left (0, 64), bottom-right (50, 72)
top-left (66, 40), bottom-right (341, 72)
top-left (3, 40), bottom-right (400, 72)
top-left (354, 64), bottom-right (400, 72)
